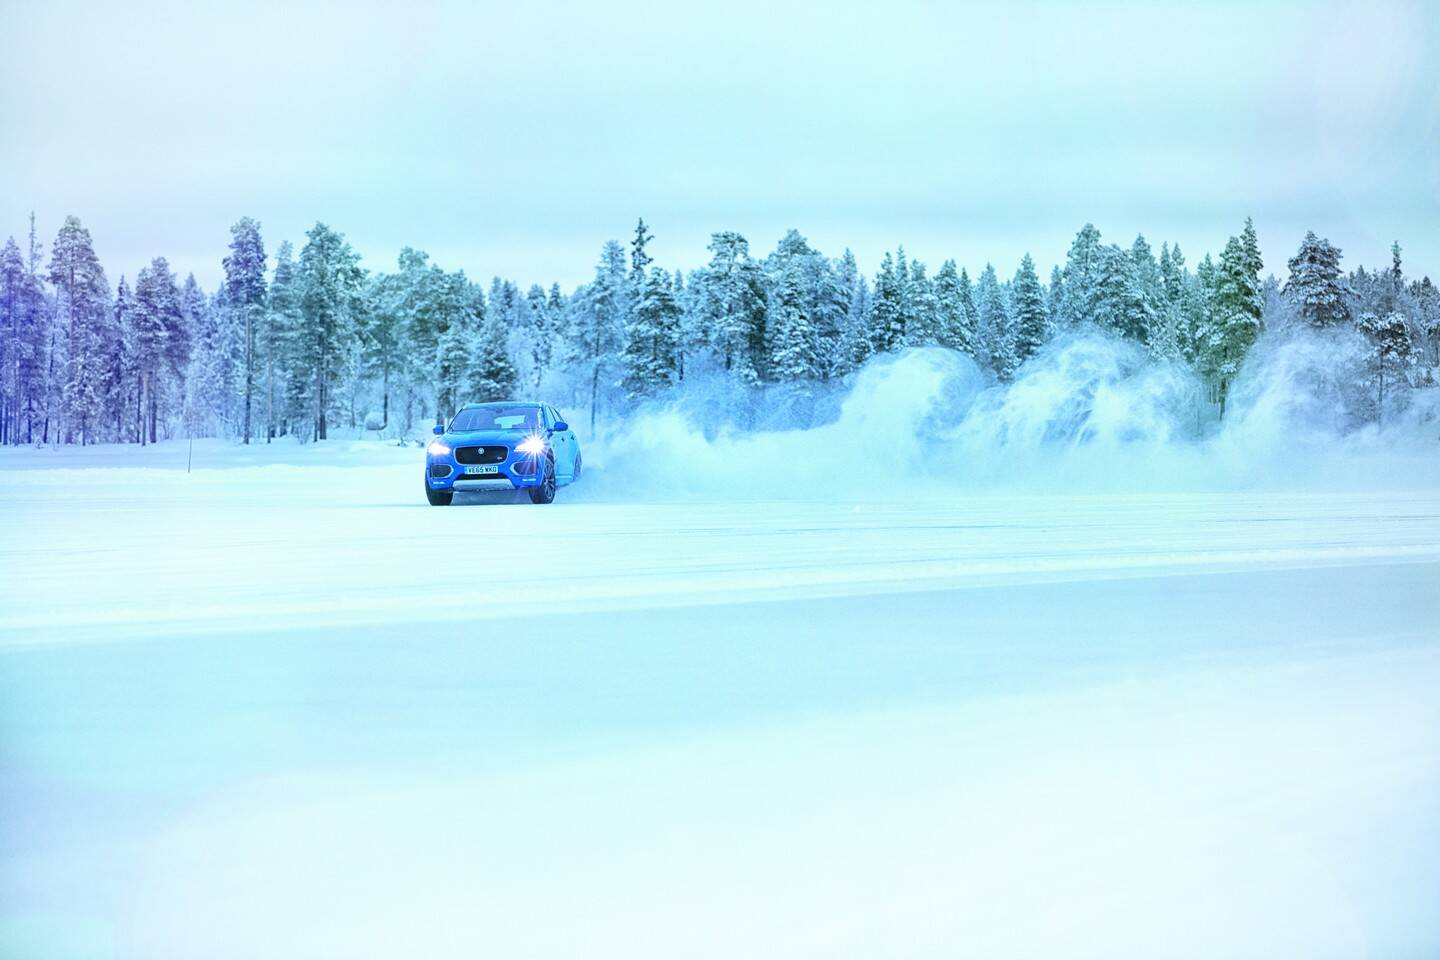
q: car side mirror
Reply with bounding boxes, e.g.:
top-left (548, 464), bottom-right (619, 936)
top-left (552, 420), bottom-right (569, 433)
top-left (432, 424), bottom-right (445, 436)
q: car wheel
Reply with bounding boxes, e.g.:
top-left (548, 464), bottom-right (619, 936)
top-left (528, 456), bottom-right (557, 504)
top-left (426, 484), bottom-right (453, 506)
top-left (572, 453), bottom-right (582, 480)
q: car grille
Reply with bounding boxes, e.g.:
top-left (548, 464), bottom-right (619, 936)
top-left (455, 445), bottom-right (507, 465)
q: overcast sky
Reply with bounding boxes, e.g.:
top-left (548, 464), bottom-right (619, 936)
top-left (4, 0), bottom-right (1437, 292)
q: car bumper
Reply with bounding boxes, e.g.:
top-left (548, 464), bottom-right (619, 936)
top-left (426, 456), bottom-right (544, 490)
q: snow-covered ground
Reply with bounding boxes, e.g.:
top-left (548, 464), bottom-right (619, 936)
top-left (3, 427), bottom-right (1440, 958)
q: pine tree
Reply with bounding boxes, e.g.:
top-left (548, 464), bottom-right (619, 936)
top-left (569, 240), bottom-right (629, 432)
top-left (133, 257), bottom-right (182, 444)
top-left (432, 270), bottom-right (481, 416)
top-left (870, 249), bottom-right (921, 353)
top-left (906, 259), bottom-right (940, 346)
top-left (0, 238), bottom-right (31, 444)
top-left (1124, 234), bottom-right (1162, 344)
top-left (1207, 220), bottom-right (1265, 414)
top-left (822, 249), bottom-right (860, 377)
top-left (1090, 244), bottom-right (1133, 337)
top-left (934, 259), bottom-right (976, 357)
top-left (1060, 223), bottom-right (1104, 326)
top-left (768, 257), bottom-right (821, 383)
top-left (296, 222), bottom-right (365, 440)
top-left (621, 267), bottom-right (683, 401)
top-left (466, 290), bottom-right (518, 404)
top-left (265, 242), bottom-right (301, 439)
top-left (48, 216), bottom-right (110, 443)
top-left (111, 276), bottom-right (141, 442)
top-left (1046, 265), bottom-right (1064, 326)
top-left (841, 273), bottom-right (873, 372)
top-left (184, 274), bottom-right (230, 435)
top-left (1355, 310), bottom-right (1416, 428)
top-left (1283, 231), bottom-right (1350, 329)
top-left (1010, 253), bottom-right (1049, 367)
top-left (523, 284), bottom-right (552, 394)
top-left (976, 264), bottom-right (1013, 378)
top-left (629, 218), bottom-right (653, 295)
top-left (223, 218), bottom-right (267, 443)
top-left (698, 232), bottom-right (766, 385)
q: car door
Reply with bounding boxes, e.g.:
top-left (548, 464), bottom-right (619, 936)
top-left (550, 405), bottom-right (578, 479)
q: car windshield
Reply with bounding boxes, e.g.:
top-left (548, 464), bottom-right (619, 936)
top-left (448, 405), bottom-right (540, 433)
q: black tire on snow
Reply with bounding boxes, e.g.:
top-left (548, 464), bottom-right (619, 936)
top-left (528, 457), bottom-right (557, 504)
top-left (426, 485), bottom-right (453, 506)
top-left (572, 454), bottom-right (582, 480)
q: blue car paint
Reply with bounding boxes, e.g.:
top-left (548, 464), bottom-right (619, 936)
top-left (425, 401), bottom-right (581, 494)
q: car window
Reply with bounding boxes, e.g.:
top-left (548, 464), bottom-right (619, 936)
top-left (448, 405), bottom-right (540, 433)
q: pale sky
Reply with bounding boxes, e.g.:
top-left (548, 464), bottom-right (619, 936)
top-left (4, 0), bottom-right (1437, 292)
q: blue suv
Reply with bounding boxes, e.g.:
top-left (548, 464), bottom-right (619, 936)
top-left (425, 402), bottom-right (582, 505)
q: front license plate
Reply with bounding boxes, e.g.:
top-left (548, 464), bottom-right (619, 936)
top-left (464, 465), bottom-right (499, 475)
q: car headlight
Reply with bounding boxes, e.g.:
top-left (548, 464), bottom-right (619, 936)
top-left (516, 436), bottom-right (547, 455)
top-left (427, 441), bottom-right (450, 457)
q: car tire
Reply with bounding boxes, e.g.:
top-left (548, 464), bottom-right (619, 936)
top-left (572, 453), bottom-right (582, 480)
top-left (528, 456), bottom-right (557, 504)
top-left (426, 485), bottom-right (453, 506)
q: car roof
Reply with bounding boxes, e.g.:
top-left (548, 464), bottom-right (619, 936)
top-left (460, 400), bottom-right (544, 408)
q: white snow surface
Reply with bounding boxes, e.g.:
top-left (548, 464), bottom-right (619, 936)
top-left (3, 344), bottom-right (1440, 958)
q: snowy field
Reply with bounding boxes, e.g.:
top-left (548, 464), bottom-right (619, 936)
top-left (4, 364), bottom-right (1440, 958)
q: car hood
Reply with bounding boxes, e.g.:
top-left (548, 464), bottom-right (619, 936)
top-left (441, 429), bottom-right (529, 446)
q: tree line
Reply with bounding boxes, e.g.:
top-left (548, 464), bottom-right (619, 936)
top-left (1, 213), bottom-right (1436, 446)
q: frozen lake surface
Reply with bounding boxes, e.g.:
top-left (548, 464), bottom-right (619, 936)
top-left (2, 439), bottom-right (1439, 958)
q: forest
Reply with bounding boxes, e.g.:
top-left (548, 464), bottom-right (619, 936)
top-left (1, 214), bottom-right (1436, 447)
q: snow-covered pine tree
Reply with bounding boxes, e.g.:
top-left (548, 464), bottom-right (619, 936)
top-left (767, 256), bottom-right (821, 384)
top-left (466, 285), bottom-right (518, 404)
top-left (1060, 223), bottom-right (1104, 326)
top-left (1010, 253), bottom-right (1049, 368)
top-left (48, 216), bottom-right (110, 444)
top-left (976, 264), bottom-right (1013, 378)
top-left (132, 257), bottom-right (182, 444)
top-left (629, 218), bottom-right (653, 299)
top-left (296, 223), bottom-right (365, 440)
top-left (0, 238), bottom-right (19, 444)
top-left (840, 272), bottom-right (873, 372)
top-left (906, 259), bottom-right (940, 347)
top-left (1410, 276), bottom-right (1440, 374)
top-left (1207, 220), bottom-right (1265, 414)
top-left (1283, 231), bottom-right (1350, 329)
top-left (569, 240), bottom-right (628, 432)
top-left (522, 284), bottom-right (551, 395)
top-left (1125, 235), bottom-right (1162, 344)
top-left (864, 250), bottom-right (898, 351)
top-left (265, 242), bottom-right (302, 440)
top-left (184, 274), bottom-right (232, 436)
top-left (697, 232), bottom-right (766, 386)
top-left (819, 249), bottom-right (860, 377)
top-left (222, 217), bottom-right (267, 443)
top-left (1355, 310), bottom-right (1416, 429)
top-left (431, 269), bottom-right (480, 416)
top-left (1090, 244), bottom-right (1134, 338)
top-left (621, 267), bottom-right (683, 401)
top-left (1046, 265), bottom-right (1064, 328)
top-left (934, 259), bottom-right (976, 357)
top-left (110, 276), bottom-right (140, 442)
